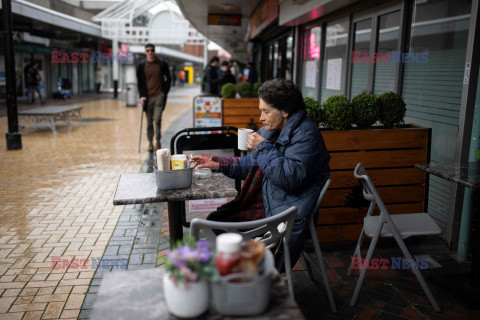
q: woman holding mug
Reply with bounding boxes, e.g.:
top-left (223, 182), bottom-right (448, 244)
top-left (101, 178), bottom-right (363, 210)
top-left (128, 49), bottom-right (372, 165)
top-left (190, 78), bottom-right (330, 265)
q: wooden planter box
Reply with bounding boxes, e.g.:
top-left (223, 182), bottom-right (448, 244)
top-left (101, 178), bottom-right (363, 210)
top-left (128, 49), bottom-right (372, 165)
top-left (222, 98), bottom-right (261, 129)
top-left (317, 125), bottom-right (431, 242)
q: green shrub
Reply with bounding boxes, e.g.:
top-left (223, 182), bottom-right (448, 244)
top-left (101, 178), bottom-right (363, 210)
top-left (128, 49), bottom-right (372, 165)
top-left (252, 82), bottom-right (262, 98)
top-left (351, 93), bottom-right (378, 129)
top-left (237, 82), bottom-right (252, 98)
top-left (477, 149), bottom-right (480, 160)
top-left (304, 97), bottom-right (325, 126)
top-left (377, 91), bottom-right (406, 128)
top-left (322, 95), bottom-right (353, 131)
top-left (221, 83), bottom-right (236, 99)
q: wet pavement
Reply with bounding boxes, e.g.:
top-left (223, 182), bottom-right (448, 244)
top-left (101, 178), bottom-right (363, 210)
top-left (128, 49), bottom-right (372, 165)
top-left (0, 85), bottom-right (198, 319)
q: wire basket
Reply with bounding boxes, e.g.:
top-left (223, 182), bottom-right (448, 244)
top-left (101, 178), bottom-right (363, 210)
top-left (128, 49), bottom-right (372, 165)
top-left (153, 166), bottom-right (192, 190)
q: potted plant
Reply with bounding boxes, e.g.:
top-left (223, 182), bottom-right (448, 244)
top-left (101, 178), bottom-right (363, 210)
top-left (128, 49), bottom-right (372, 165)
top-left (221, 82), bottom-right (261, 129)
top-left (252, 82), bottom-right (262, 98)
top-left (322, 94), bottom-right (354, 130)
top-left (305, 93), bottom-right (430, 242)
top-left (304, 97), bottom-right (325, 126)
top-left (351, 93), bottom-right (378, 129)
top-left (377, 91), bottom-right (406, 128)
top-left (221, 83), bottom-right (236, 99)
top-left (160, 237), bottom-right (218, 318)
top-left (237, 82), bottom-right (253, 98)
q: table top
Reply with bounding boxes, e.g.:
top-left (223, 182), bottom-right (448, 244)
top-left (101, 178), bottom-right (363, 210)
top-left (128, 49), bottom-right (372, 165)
top-left (18, 105), bottom-right (83, 115)
top-left (415, 162), bottom-right (480, 190)
top-left (90, 268), bottom-right (304, 320)
top-left (113, 172), bottom-right (238, 205)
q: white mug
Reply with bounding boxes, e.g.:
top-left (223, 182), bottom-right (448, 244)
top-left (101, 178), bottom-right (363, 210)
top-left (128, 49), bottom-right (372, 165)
top-left (238, 128), bottom-right (254, 151)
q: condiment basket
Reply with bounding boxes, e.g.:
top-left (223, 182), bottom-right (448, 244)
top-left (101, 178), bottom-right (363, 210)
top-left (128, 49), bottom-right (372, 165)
top-left (211, 250), bottom-right (273, 316)
top-left (153, 166), bottom-right (192, 190)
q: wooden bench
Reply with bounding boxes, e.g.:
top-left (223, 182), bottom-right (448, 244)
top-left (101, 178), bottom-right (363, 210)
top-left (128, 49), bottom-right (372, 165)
top-left (18, 105), bottom-right (83, 134)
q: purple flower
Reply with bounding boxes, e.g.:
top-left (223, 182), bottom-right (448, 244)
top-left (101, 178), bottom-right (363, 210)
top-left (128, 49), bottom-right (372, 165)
top-left (195, 248), bottom-right (211, 263)
top-left (196, 240), bottom-right (210, 249)
top-left (176, 246), bottom-right (197, 261)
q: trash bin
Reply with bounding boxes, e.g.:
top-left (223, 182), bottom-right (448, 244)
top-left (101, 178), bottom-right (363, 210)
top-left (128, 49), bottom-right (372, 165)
top-left (126, 82), bottom-right (137, 107)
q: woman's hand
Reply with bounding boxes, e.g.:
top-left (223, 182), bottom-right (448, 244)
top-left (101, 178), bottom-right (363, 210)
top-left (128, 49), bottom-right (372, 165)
top-left (189, 155), bottom-right (220, 171)
top-left (247, 132), bottom-right (265, 150)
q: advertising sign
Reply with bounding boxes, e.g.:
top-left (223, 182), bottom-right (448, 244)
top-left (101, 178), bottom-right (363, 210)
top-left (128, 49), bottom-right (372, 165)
top-left (194, 96), bottom-right (222, 129)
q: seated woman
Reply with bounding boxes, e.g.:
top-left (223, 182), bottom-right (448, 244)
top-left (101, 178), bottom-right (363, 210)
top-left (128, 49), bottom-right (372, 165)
top-left (190, 78), bottom-right (330, 265)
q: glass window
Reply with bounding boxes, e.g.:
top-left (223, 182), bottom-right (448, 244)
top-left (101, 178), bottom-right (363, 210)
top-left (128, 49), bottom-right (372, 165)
top-left (350, 19), bottom-right (372, 97)
top-left (285, 35), bottom-right (293, 81)
top-left (321, 18), bottom-right (349, 101)
top-left (402, 0), bottom-right (472, 224)
top-left (299, 26), bottom-right (321, 100)
top-left (373, 10), bottom-right (401, 94)
top-left (272, 41), bottom-right (279, 79)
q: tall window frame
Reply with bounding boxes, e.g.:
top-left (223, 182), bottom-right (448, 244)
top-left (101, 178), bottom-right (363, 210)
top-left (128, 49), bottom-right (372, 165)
top-left (297, 0), bottom-right (409, 101)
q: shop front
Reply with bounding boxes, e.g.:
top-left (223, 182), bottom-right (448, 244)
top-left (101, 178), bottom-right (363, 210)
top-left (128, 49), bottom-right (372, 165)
top-left (282, 0), bottom-right (476, 248)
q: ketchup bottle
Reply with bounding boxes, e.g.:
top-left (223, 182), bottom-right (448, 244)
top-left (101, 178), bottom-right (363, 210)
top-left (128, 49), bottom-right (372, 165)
top-left (215, 233), bottom-right (242, 276)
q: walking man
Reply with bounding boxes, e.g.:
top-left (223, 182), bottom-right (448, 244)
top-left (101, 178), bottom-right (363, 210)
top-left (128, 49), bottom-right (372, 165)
top-left (136, 43), bottom-right (171, 152)
top-left (205, 56), bottom-right (220, 95)
top-left (25, 61), bottom-right (45, 105)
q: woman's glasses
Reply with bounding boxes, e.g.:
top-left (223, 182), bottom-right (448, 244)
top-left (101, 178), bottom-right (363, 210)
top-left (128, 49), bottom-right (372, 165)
top-left (146, 49), bottom-right (154, 53)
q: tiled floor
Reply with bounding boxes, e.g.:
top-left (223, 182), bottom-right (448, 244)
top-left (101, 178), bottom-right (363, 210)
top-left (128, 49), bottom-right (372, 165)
top-left (0, 86), bottom-right (197, 319)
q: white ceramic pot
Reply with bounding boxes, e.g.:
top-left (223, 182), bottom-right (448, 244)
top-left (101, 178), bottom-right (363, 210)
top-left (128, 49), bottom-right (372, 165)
top-left (163, 273), bottom-right (209, 318)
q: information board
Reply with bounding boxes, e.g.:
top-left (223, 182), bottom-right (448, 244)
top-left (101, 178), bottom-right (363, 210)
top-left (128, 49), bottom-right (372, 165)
top-left (194, 96), bottom-right (222, 129)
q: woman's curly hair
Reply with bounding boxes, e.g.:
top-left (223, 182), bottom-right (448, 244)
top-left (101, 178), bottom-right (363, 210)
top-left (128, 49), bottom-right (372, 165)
top-left (258, 78), bottom-right (305, 114)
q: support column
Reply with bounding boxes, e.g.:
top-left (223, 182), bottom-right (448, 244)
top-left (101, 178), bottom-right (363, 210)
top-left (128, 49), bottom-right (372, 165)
top-left (113, 37), bottom-right (119, 99)
top-left (2, 0), bottom-right (22, 150)
top-left (450, 0), bottom-right (480, 260)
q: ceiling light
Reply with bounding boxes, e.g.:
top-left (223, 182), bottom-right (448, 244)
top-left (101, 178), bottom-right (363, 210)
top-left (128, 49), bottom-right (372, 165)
top-left (220, 3), bottom-right (234, 11)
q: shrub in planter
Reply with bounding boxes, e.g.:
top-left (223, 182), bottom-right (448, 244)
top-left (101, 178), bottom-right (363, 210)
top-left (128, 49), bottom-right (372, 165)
top-left (237, 82), bottom-right (252, 98)
top-left (221, 83), bottom-right (236, 99)
top-left (351, 93), bottom-right (378, 129)
top-left (377, 91), bottom-right (406, 128)
top-left (322, 95), bottom-right (354, 131)
top-left (304, 97), bottom-right (325, 126)
top-left (252, 82), bottom-right (262, 98)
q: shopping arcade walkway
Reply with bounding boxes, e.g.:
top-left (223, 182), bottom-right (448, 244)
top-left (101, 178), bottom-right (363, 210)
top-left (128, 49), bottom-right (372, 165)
top-left (0, 86), bottom-right (196, 319)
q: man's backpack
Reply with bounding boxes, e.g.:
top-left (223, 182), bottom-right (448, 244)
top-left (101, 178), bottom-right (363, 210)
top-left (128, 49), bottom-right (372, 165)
top-left (25, 67), bottom-right (36, 86)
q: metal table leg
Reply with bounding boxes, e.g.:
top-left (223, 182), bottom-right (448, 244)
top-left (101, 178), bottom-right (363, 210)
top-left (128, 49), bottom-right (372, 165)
top-left (167, 201), bottom-right (185, 246)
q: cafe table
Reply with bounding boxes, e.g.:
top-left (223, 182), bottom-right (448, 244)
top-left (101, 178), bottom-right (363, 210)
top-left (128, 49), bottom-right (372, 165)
top-left (113, 172), bottom-right (238, 244)
top-left (414, 162), bottom-right (479, 308)
top-left (90, 268), bottom-right (305, 320)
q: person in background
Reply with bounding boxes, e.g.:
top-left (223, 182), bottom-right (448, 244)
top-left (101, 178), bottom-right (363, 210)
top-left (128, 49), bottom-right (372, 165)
top-left (247, 62), bottom-right (258, 84)
top-left (178, 69), bottom-right (186, 87)
top-left (171, 65), bottom-right (177, 87)
top-left (229, 60), bottom-right (242, 82)
top-left (205, 56), bottom-right (220, 95)
top-left (95, 68), bottom-right (104, 94)
top-left (217, 61), bottom-right (236, 96)
top-left (285, 61), bottom-right (292, 81)
top-left (136, 43), bottom-right (172, 152)
top-left (190, 79), bottom-right (330, 266)
top-left (25, 61), bottom-right (45, 105)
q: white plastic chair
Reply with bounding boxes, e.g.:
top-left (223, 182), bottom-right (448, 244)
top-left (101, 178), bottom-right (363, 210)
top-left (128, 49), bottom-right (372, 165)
top-left (190, 206), bottom-right (297, 298)
top-left (301, 179), bottom-right (337, 313)
top-left (348, 163), bottom-right (442, 312)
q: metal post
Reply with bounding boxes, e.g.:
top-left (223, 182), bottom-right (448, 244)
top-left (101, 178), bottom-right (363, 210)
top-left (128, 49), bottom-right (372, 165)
top-left (2, 0), bottom-right (22, 150)
top-left (113, 36), bottom-right (119, 99)
top-left (450, 0), bottom-right (480, 259)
